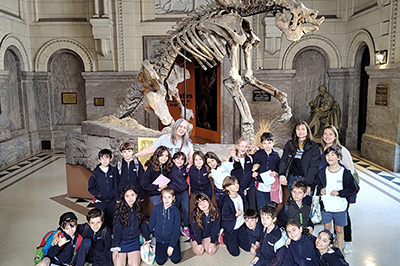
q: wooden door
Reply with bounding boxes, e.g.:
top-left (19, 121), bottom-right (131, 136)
top-left (166, 57), bottom-right (220, 143)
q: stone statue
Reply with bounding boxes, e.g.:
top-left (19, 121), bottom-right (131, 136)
top-left (308, 85), bottom-right (341, 136)
top-left (116, 0), bottom-right (324, 142)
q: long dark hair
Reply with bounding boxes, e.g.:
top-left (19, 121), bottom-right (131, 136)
top-left (146, 146), bottom-right (172, 173)
top-left (193, 193), bottom-right (219, 230)
top-left (291, 120), bottom-right (313, 151)
top-left (114, 185), bottom-right (144, 227)
top-left (204, 151), bottom-right (221, 170)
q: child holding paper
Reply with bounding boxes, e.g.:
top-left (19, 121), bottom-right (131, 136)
top-left (253, 132), bottom-right (280, 211)
top-left (317, 146), bottom-right (357, 252)
top-left (142, 146), bottom-right (172, 206)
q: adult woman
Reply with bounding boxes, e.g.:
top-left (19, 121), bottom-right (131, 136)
top-left (314, 229), bottom-right (348, 266)
top-left (320, 125), bottom-right (354, 255)
top-left (278, 121), bottom-right (320, 195)
top-left (134, 118), bottom-right (194, 162)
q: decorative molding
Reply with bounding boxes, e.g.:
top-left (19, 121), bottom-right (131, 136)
top-left (0, 34), bottom-right (30, 71)
top-left (35, 38), bottom-right (95, 72)
top-left (116, 0), bottom-right (125, 71)
top-left (155, 0), bottom-right (193, 14)
top-left (282, 35), bottom-right (341, 69)
top-left (90, 18), bottom-right (114, 57)
top-left (346, 29), bottom-right (375, 68)
top-left (389, 0), bottom-right (398, 63)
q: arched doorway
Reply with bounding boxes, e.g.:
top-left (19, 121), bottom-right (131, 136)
top-left (2, 47), bottom-right (24, 131)
top-left (292, 47), bottom-right (329, 122)
top-left (48, 49), bottom-right (87, 125)
top-left (357, 46), bottom-right (370, 151)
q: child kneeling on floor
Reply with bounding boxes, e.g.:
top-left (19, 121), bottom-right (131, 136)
top-left (148, 187), bottom-right (181, 265)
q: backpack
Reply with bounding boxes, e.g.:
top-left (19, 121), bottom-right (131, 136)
top-left (34, 230), bottom-right (58, 264)
top-left (348, 174), bottom-right (360, 204)
top-left (34, 230), bottom-right (83, 265)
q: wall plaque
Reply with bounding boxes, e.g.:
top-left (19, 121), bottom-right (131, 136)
top-left (62, 92), bottom-right (77, 104)
top-left (252, 89), bottom-right (271, 102)
top-left (94, 98), bottom-right (105, 106)
top-left (375, 85), bottom-right (388, 106)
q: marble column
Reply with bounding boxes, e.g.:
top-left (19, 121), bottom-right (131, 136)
top-left (362, 65), bottom-right (400, 172)
top-left (33, 72), bottom-right (54, 145)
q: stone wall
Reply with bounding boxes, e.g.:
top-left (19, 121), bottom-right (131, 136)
top-left (362, 65), bottom-right (400, 171)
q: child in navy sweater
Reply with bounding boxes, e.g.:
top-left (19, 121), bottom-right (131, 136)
top-left (37, 212), bottom-right (82, 266)
top-left (190, 193), bottom-right (220, 256)
top-left (188, 151), bottom-right (212, 199)
top-left (149, 187), bottom-right (181, 265)
top-left (313, 229), bottom-right (349, 266)
top-left (169, 151), bottom-right (190, 238)
top-left (252, 205), bottom-right (284, 266)
top-left (253, 132), bottom-right (281, 211)
top-left (220, 175), bottom-right (250, 256)
top-left (229, 137), bottom-right (256, 209)
top-left (142, 146), bottom-right (172, 206)
top-left (117, 142), bottom-right (145, 201)
top-left (283, 219), bottom-right (318, 266)
top-left (111, 185), bottom-right (150, 266)
top-left (317, 146), bottom-right (357, 252)
top-left (243, 208), bottom-right (263, 255)
top-left (88, 149), bottom-right (119, 230)
top-left (73, 208), bottom-right (112, 266)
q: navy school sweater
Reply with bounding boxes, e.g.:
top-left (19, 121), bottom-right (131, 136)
top-left (255, 225), bottom-right (284, 266)
top-left (190, 209), bottom-right (220, 245)
top-left (221, 191), bottom-right (247, 236)
top-left (148, 203), bottom-right (181, 247)
top-left (229, 154), bottom-right (253, 185)
top-left (117, 159), bottom-right (145, 200)
top-left (112, 207), bottom-right (150, 248)
top-left (88, 165), bottom-right (119, 203)
top-left (142, 165), bottom-right (168, 197)
top-left (77, 223), bottom-right (112, 265)
top-left (245, 220), bottom-right (264, 246)
top-left (168, 164), bottom-right (189, 194)
top-left (188, 165), bottom-right (210, 193)
top-left (46, 230), bottom-right (81, 266)
top-left (283, 234), bottom-right (319, 266)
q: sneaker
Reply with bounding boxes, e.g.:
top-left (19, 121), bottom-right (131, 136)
top-left (343, 242), bottom-right (352, 255)
top-left (219, 232), bottom-right (225, 245)
top-left (181, 226), bottom-right (190, 239)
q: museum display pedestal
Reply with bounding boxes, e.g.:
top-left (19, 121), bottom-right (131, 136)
top-left (66, 163), bottom-right (92, 199)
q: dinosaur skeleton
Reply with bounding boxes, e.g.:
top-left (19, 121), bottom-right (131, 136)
top-left (115, 0), bottom-right (324, 142)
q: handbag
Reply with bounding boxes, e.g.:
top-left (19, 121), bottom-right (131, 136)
top-left (270, 175), bottom-right (282, 204)
top-left (310, 188), bottom-right (322, 224)
top-left (140, 240), bottom-right (156, 265)
top-left (284, 153), bottom-right (294, 178)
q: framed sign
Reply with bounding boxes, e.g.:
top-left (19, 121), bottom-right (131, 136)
top-left (252, 89), bottom-right (271, 102)
top-left (375, 85), bottom-right (389, 106)
top-left (94, 98), bottom-right (104, 106)
top-left (62, 92), bottom-right (77, 104)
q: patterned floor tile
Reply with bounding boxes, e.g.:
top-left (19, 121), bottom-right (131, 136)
top-left (380, 175), bottom-right (395, 182)
top-left (357, 163), bottom-right (370, 168)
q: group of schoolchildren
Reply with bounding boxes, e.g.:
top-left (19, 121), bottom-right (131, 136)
top-left (36, 128), bottom-right (356, 266)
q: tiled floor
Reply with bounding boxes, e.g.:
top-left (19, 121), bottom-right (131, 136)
top-left (0, 152), bottom-right (399, 266)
